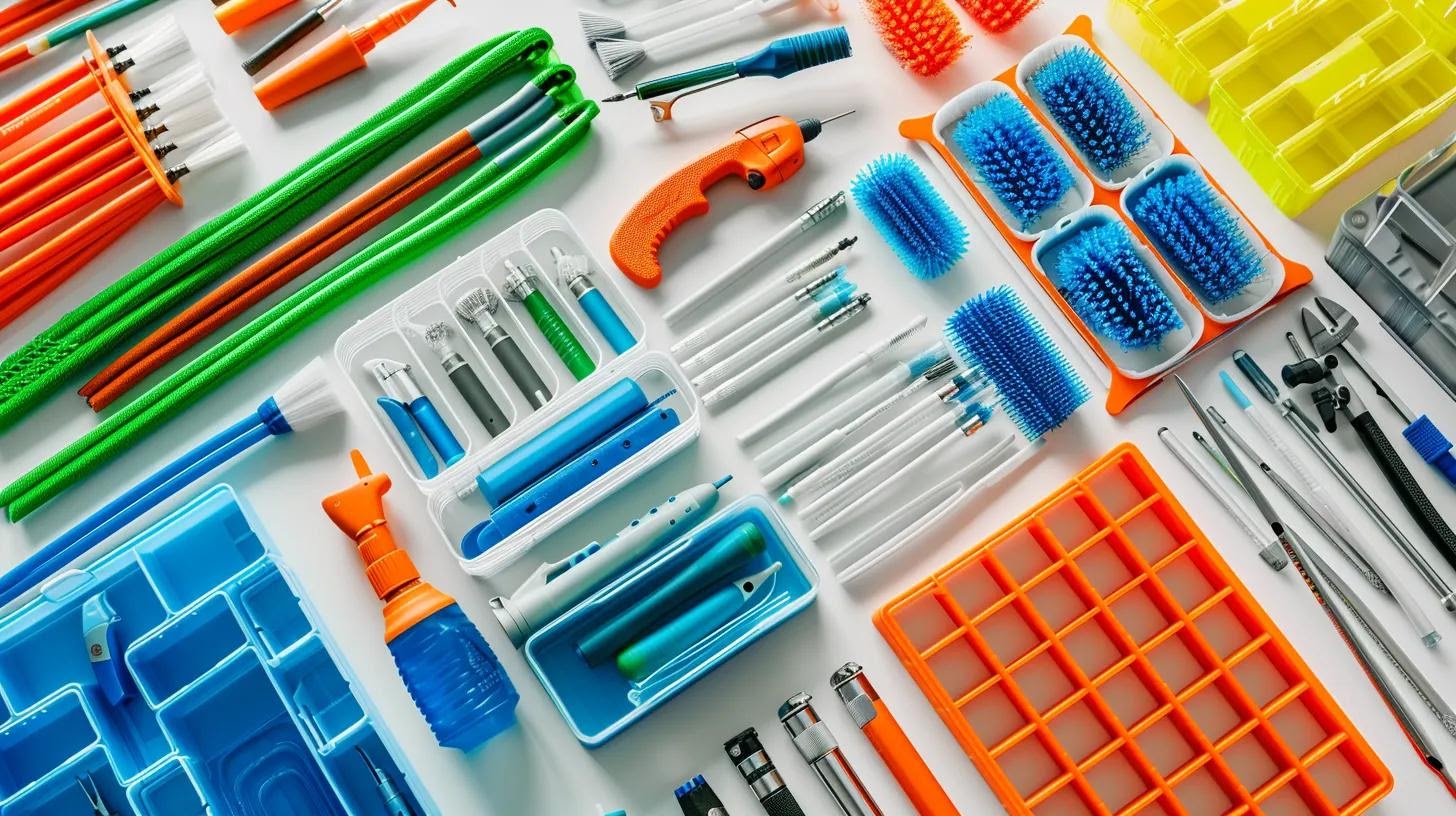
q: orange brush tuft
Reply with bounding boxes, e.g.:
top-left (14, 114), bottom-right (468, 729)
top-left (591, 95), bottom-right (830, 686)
top-left (862, 0), bottom-right (968, 78)
top-left (955, 0), bottom-right (1038, 32)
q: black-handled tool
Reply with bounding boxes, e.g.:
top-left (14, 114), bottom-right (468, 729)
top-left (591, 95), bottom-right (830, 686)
top-left (725, 727), bottom-right (806, 816)
top-left (242, 0), bottom-right (352, 75)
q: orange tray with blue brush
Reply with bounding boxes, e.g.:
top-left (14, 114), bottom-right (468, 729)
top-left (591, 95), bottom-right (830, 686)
top-left (874, 443), bottom-right (1391, 816)
top-left (901, 16), bottom-right (1310, 415)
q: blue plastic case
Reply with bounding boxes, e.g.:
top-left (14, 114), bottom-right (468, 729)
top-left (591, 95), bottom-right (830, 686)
top-left (523, 497), bottom-right (816, 747)
top-left (0, 486), bottom-right (437, 815)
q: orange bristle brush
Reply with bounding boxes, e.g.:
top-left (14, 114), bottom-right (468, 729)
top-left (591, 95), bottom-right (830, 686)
top-left (863, 0), bottom-right (968, 78)
top-left (955, 0), bottom-right (1038, 32)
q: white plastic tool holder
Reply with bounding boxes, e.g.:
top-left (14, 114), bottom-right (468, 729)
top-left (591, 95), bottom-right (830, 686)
top-left (336, 210), bottom-right (699, 578)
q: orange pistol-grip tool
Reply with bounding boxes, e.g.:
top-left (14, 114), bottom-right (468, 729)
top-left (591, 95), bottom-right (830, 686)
top-left (609, 111), bottom-right (850, 288)
top-left (832, 663), bottom-right (960, 816)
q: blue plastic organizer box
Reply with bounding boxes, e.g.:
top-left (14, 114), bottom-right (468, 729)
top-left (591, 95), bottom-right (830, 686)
top-left (0, 486), bottom-right (436, 815)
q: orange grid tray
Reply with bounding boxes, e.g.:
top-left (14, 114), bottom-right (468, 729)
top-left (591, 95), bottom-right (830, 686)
top-left (874, 443), bottom-right (1391, 816)
top-left (901, 17), bottom-right (1312, 415)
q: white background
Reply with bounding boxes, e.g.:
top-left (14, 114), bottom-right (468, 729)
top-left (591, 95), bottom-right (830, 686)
top-left (4, 0), bottom-right (1456, 814)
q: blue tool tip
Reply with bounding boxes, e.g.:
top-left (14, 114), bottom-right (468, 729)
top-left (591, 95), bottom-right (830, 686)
top-left (777, 493), bottom-right (792, 506)
top-left (713, 474), bottom-right (733, 489)
top-left (1219, 370), bottom-right (1251, 410)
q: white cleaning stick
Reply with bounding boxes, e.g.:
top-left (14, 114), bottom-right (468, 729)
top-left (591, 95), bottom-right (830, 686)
top-left (1158, 428), bottom-right (1285, 569)
top-left (738, 319), bottom-right (931, 448)
top-left (594, 0), bottom-right (799, 79)
top-left (703, 294), bottom-right (870, 409)
top-left (664, 192), bottom-right (845, 326)
top-left (578, 0), bottom-right (734, 45)
top-left (688, 282), bottom-right (855, 385)
top-left (681, 271), bottom-right (844, 374)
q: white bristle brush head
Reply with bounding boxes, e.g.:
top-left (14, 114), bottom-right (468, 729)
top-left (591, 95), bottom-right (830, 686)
top-left (263, 358), bottom-right (344, 434)
top-left (594, 38), bottom-right (646, 80)
top-left (157, 98), bottom-right (222, 137)
top-left (149, 67), bottom-right (211, 115)
top-left (577, 10), bottom-right (625, 44)
top-left (125, 16), bottom-right (188, 68)
top-left (179, 128), bottom-right (245, 176)
top-left (168, 120), bottom-right (229, 154)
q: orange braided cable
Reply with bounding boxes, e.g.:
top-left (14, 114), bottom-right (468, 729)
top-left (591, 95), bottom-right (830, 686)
top-left (0, 161), bottom-right (145, 253)
top-left (0, 137), bottom-right (132, 231)
top-left (0, 61), bottom-right (89, 125)
top-left (85, 137), bottom-right (480, 407)
top-left (0, 108), bottom-right (114, 179)
top-left (0, 76), bottom-right (97, 152)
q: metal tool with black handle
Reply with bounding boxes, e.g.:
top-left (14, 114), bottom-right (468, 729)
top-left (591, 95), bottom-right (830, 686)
top-left (242, 0), bottom-right (354, 75)
top-left (1284, 353), bottom-right (1456, 573)
top-left (724, 727), bottom-right (807, 816)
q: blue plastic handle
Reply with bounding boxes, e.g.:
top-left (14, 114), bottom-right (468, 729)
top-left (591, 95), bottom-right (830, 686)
top-left (407, 396), bottom-right (465, 468)
top-left (577, 289), bottom-right (635, 355)
top-left (377, 397), bottom-right (439, 478)
top-left (1404, 415), bottom-right (1456, 487)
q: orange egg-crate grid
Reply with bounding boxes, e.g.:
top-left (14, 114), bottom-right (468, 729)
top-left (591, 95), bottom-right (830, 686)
top-left (900, 16), bottom-right (1312, 416)
top-left (874, 444), bottom-right (1391, 816)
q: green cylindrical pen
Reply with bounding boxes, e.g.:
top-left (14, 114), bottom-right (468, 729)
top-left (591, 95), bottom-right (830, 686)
top-left (502, 260), bottom-right (595, 380)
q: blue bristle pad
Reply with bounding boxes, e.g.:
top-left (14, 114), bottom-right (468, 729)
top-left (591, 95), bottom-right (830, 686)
top-left (1028, 45), bottom-right (1149, 176)
top-left (1059, 222), bottom-right (1183, 350)
top-left (945, 286), bottom-right (1089, 440)
top-left (951, 92), bottom-right (1075, 232)
top-left (850, 153), bottom-right (969, 280)
top-left (1130, 171), bottom-right (1263, 304)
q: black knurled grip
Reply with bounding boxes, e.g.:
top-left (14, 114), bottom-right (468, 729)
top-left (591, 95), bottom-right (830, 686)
top-left (762, 786), bottom-right (807, 816)
top-left (1352, 410), bottom-right (1456, 571)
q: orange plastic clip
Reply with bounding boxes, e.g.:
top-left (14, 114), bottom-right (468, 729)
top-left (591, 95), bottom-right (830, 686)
top-left (609, 114), bottom-right (812, 289)
top-left (322, 450), bottom-right (455, 643)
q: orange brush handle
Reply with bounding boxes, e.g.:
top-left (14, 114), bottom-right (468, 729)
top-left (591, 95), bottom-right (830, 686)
top-left (609, 114), bottom-right (807, 288)
top-left (0, 110), bottom-right (117, 192)
top-left (0, 76), bottom-right (97, 152)
top-left (0, 162), bottom-right (145, 253)
top-left (0, 0), bottom-right (92, 44)
top-left (0, 138), bottom-right (133, 231)
top-left (860, 699), bottom-right (960, 816)
top-left (0, 62), bottom-right (89, 126)
top-left (0, 0), bottom-right (52, 29)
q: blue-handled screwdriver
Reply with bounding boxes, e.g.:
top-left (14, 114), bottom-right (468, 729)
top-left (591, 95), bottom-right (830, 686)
top-left (603, 26), bottom-right (852, 121)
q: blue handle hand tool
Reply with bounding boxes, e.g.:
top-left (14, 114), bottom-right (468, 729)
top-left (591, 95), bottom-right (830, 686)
top-left (370, 358), bottom-right (465, 477)
top-left (554, 246), bottom-right (636, 355)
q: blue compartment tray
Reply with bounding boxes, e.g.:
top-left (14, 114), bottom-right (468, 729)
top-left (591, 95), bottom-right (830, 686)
top-left (0, 486), bottom-right (437, 815)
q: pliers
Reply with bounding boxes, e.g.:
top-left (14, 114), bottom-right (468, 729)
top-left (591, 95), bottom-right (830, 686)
top-left (1304, 296), bottom-right (1456, 486)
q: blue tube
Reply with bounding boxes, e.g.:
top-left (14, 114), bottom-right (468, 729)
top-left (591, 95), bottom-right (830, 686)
top-left (408, 396), bottom-right (465, 468)
top-left (377, 398), bottom-right (439, 478)
top-left (576, 288), bottom-right (635, 355)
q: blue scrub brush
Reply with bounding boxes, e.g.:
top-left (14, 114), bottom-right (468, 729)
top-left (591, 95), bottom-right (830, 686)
top-left (951, 91), bottom-right (1075, 232)
top-left (1129, 171), bottom-right (1264, 304)
top-left (946, 285), bottom-right (1088, 440)
top-left (1059, 222), bottom-right (1183, 350)
top-left (850, 152), bottom-right (968, 280)
top-left (1027, 45), bottom-right (1149, 176)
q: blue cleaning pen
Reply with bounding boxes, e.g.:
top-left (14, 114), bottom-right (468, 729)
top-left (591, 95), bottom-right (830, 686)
top-left (369, 358), bottom-right (465, 478)
top-left (82, 593), bottom-right (133, 706)
top-left (553, 246), bottom-right (636, 355)
top-left (602, 26), bottom-right (853, 122)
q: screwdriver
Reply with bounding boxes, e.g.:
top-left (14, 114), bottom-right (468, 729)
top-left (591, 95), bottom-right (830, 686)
top-left (610, 109), bottom-right (856, 288)
top-left (602, 26), bottom-right (852, 122)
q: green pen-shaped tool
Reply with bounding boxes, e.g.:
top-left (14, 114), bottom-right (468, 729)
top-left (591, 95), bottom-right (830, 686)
top-left (502, 259), bottom-right (595, 381)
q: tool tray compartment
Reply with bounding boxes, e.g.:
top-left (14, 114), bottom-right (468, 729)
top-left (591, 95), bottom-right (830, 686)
top-left (0, 486), bottom-right (436, 815)
top-left (523, 496), bottom-right (817, 747)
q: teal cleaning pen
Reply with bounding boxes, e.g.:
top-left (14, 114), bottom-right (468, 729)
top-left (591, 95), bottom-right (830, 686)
top-left (502, 260), bottom-right (596, 381)
top-left (602, 26), bottom-right (853, 121)
top-left (552, 247), bottom-right (635, 355)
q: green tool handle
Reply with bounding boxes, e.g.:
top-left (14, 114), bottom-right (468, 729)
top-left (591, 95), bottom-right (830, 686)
top-left (633, 62), bottom-right (736, 100)
top-left (522, 290), bottom-right (595, 380)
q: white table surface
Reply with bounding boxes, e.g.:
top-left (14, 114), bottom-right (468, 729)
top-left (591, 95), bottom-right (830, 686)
top-left (4, 1), bottom-right (1456, 813)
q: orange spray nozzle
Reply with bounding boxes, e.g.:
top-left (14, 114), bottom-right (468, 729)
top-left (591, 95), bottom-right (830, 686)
top-left (322, 450), bottom-right (453, 642)
top-left (253, 0), bottom-right (453, 111)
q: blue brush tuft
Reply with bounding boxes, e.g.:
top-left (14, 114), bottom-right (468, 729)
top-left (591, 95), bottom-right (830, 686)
top-left (951, 92), bottom-right (1076, 232)
top-left (945, 286), bottom-right (1089, 440)
top-left (1059, 222), bottom-right (1183, 350)
top-left (1028, 45), bottom-right (1149, 177)
top-left (851, 153), bottom-right (969, 280)
top-left (1130, 171), bottom-right (1264, 304)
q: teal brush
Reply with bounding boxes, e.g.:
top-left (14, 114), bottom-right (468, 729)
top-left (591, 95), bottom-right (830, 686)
top-left (952, 91), bottom-right (1075, 232)
top-left (1129, 170), bottom-right (1264, 304)
top-left (1059, 222), bottom-right (1182, 350)
top-left (851, 152), bottom-right (968, 280)
top-left (1027, 45), bottom-right (1149, 177)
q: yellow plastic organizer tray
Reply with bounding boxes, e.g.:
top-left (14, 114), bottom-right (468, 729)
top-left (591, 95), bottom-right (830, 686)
top-left (1108, 0), bottom-right (1456, 215)
top-left (874, 444), bottom-right (1392, 816)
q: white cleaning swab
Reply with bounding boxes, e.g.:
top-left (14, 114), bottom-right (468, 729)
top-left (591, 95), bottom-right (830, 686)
top-left (579, 0), bottom-right (735, 45)
top-left (594, 0), bottom-right (799, 78)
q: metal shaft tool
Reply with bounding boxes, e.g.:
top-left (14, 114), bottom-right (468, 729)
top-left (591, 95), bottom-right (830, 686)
top-left (724, 727), bottom-right (807, 815)
top-left (779, 692), bottom-right (882, 816)
top-left (1174, 375), bottom-right (1456, 798)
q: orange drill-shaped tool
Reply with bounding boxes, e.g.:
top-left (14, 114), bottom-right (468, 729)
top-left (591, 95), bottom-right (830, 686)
top-left (610, 110), bottom-right (852, 289)
top-left (254, 0), bottom-right (453, 110)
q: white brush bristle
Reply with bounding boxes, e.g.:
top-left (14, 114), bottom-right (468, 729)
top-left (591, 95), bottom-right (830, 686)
top-left (181, 129), bottom-right (245, 175)
top-left (169, 120), bottom-right (228, 154)
top-left (151, 68), bottom-right (210, 113)
top-left (578, 10), bottom-right (625, 44)
top-left (128, 17), bottom-right (188, 67)
top-left (268, 358), bottom-right (344, 433)
top-left (158, 99), bottom-right (221, 139)
top-left (594, 38), bottom-right (646, 79)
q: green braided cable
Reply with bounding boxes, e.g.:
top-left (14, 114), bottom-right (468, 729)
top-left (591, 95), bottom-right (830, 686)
top-left (0, 30), bottom-right (552, 427)
top-left (2, 98), bottom-right (597, 520)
